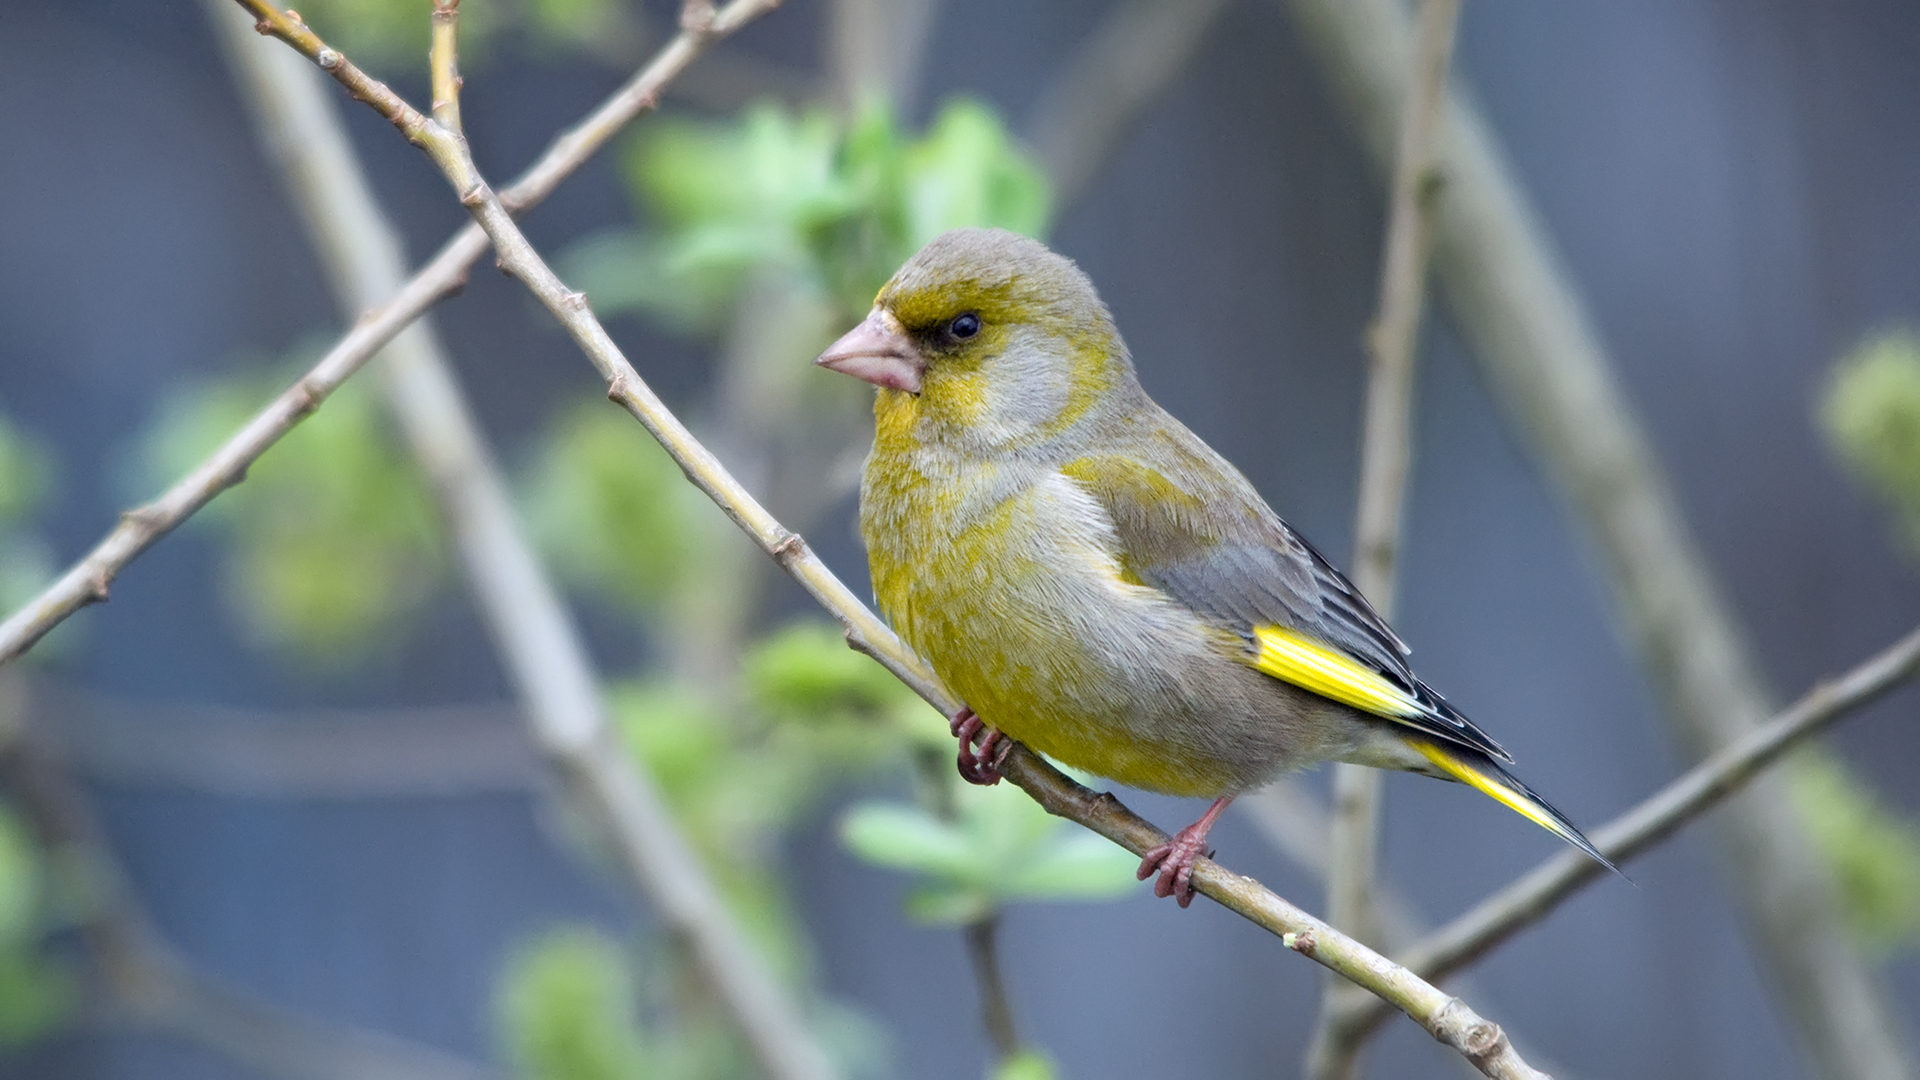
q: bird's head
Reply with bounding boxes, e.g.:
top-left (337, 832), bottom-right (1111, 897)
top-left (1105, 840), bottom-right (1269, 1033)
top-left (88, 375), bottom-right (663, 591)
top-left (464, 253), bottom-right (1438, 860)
top-left (816, 228), bottom-right (1134, 452)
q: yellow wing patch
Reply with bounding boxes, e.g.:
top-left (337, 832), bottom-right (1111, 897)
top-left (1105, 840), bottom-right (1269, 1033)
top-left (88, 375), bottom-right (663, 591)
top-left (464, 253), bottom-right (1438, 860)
top-left (1248, 624), bottom-right (1420, 720)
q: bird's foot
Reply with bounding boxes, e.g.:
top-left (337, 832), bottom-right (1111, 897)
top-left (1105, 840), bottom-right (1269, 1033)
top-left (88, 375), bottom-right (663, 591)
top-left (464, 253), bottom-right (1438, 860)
top-left (1137, 796), bottom-right (1233, 908)
top-left (950, 707), bottom-right (1011, 786)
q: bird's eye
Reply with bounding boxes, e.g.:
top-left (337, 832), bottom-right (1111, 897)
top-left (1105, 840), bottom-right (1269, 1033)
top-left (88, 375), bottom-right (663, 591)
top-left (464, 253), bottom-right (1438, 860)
top-left (947, 312), bottom-right (982, 340)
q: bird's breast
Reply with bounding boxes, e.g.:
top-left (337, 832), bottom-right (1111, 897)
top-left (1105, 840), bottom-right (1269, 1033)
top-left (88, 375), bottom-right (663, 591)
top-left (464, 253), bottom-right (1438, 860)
top-left (859, 440), bottom-right (1307, 796)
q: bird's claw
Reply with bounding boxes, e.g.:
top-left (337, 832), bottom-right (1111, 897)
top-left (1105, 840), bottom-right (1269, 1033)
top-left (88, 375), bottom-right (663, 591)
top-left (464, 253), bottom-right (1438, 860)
top-left (1137, 828), bottom-right (1216, 908)
top-left (951, 707), bottom-right (1010, 785)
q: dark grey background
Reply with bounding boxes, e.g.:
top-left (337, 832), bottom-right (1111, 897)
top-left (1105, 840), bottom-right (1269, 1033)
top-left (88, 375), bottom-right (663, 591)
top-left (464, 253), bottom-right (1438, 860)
top-left (0, 0), bottom-right (1916, 1077)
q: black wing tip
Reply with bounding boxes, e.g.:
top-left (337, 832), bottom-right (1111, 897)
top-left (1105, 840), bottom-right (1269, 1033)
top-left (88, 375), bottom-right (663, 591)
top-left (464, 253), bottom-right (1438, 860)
top-left (1415, 680), bottom-right (1515, 764)
top-left (1487, 758), bottom-right (1630, 882)
top-left (1562, 821), bottom-right (1629, 881)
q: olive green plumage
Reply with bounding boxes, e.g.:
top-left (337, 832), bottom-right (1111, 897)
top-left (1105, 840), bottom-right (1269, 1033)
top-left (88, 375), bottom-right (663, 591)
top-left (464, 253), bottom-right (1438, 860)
top-left (821, 227), bottom-right (1608, 868)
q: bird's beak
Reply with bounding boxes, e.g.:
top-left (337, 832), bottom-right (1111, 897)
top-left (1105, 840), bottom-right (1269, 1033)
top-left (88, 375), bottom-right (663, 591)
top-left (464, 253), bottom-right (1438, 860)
top-left (815, 308), bottom-right (925, 394)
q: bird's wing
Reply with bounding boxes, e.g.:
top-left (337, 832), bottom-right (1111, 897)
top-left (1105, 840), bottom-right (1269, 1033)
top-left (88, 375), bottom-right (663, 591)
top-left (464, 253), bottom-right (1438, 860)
top-left (1060, 449), bottom-right (1512, 763)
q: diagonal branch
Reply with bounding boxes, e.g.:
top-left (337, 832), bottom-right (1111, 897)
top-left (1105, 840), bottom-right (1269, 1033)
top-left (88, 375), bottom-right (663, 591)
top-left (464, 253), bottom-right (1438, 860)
top-left (0, 0), bottom-right (782, 667)
top-left (236, 8), bottom-right (1553, 1077)
top-left (1313, 2), bottom-right (1461, 1077)
top-left (1325, 623), bottom-right (1920, 1051)
top-left (203, 6), bottom-right (836, 1079)
top-left (1280, 1), bottom-right (1917, 1077)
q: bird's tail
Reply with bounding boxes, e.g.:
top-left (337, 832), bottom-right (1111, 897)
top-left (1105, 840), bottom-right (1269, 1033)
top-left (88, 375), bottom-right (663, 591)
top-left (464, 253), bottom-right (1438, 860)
top-left (1409, 738), bottom-right (1620, 875)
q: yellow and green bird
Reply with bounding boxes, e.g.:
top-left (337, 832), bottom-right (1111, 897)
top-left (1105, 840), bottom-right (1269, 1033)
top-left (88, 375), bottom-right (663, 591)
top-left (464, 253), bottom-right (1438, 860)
top-left (817, 227), bottom-right (1611, 906)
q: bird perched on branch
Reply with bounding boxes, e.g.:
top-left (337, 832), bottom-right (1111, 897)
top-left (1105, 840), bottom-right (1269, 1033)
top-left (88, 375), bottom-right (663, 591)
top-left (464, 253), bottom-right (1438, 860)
top-left (817, 228), bottom-right (1611, 907)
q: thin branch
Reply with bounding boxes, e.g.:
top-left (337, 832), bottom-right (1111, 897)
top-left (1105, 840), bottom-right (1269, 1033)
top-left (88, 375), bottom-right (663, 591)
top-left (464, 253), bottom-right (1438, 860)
top-left (0, 683), bottom-right (500, 1080)
top-left (1023, 0), bottom-right (1233, 206)
top-left (238, 11), bottom-right (1552, 1077)
top-left (204, 9), bottom-right (838, 1080)
top-left (1002, 747), bottom-right (1548, 1080)
top-left (1280, 1), bottom-right (1918, 1077)
top-left (1314, 1), bottom-right (1462, 1077)
top-left (962, 916), bottom-right (1024, 1064)
top-left (828, 0), bottom-right (940, 111)
top-left (1348, 0), bottom-right (1458, 616)
top-left (430, 0), bottom-right (464, 134)
top-left (0, 0), bottom-right (781, 667)
top-left (1325, 623), bottom-right (1920, 1050)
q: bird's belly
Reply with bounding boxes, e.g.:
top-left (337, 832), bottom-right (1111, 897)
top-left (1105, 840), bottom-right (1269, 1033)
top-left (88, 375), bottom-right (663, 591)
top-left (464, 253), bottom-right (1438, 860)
top-left (866, 473), bottom-right (1332, 796)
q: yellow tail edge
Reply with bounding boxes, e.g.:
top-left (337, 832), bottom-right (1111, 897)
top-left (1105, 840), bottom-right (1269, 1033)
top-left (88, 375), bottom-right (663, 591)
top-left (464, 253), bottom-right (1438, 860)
top-left (1412, 740), bottom-right (1621, 875)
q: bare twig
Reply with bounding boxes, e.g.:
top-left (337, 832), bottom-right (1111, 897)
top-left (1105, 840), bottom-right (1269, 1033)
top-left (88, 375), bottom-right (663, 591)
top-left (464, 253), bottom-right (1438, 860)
top-left (1281, 1), bottom-right (1918, 1077)
top-left (1001, 746), bottom-right (1548, 1080)
top-left (430, 0), bottom-right (464, 134)
top-left (0, 683), bottom-right (500, 1080)
top-left (1325, 623), bottom-right (1920, 1049)
top-left (204, 8), bottom-right (837, 1080)
top-left (237, 11), bottom-right (1551, 1076)
top-left (1023, 0), bottom-right (1232, 205)
top-left (1348, 0), bottom-right (1459, 616)
top-left (962, 916), bottom-right (1024, 1064)
top-left (1314, 1), bottom-right (1462, 1076)
top-left (828, 0), bottom-right (939, 110)
top-left (0, 0), bottom-right (781, 667)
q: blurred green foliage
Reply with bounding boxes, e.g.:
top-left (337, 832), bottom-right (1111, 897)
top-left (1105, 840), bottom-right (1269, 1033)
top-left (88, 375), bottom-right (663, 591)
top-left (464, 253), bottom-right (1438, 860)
top-left (497, 927), bottom-right (652, 1080)
top-left (841, 774), bottom-right (1139, 926)
top-left (609, 621), bottom-right (933, 980)
top-left (120, 80), bottom-right (1090, 1077)
top-left (524, 399), bottom-right (724, 617)
top-left (1814, 327), bottom-right (1920, 954)
top-left (742, 621), bottom-right (940, 750)
top-left (137, 362), bottom-right (444, 667)
top-left (0, 412), bottom-right (49, 526)
top-left (0, 806), bottom-right (74, 1045)
top-left (1823, 329), bottom-right (1920, 554)
top-left (287, 0), bottom-right (633, 72)
top-left (1791, 757), bottom-right (1920, 954)
top-left (497, 924), bottom-right (889, 1080)
top-left (993, 1050), bottom-right (1060, 1080)
top-left (562, 97), bottom-right (1052, 333)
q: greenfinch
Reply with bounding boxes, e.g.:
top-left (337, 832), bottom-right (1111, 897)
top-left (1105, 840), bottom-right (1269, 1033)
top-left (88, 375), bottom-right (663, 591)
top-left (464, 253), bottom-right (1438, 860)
top-left (817, 228), bottom-right (1610, 906)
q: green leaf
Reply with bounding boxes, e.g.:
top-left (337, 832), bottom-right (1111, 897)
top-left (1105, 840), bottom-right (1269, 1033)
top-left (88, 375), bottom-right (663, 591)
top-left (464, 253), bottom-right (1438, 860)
top-left (744, 621), bottom-right (929, 730)
top-left (0, 411), bottom-right (51, 528)
top-left (0, 807), bottom-right (71, 1046)
top-left (1821, 328), bottom-right (1920, 555)
top-left (903, 883), bottom-right (992, 926)
top-left (0, 810), bottom-right (41, 945)
top-left (840, 804), bottom-right (976, 878)
top-left (631, 104), bottom-right (853, 283)
top-left (0, 947), bottom-right (71, 1046)
top-left (612, 680), bottom-right (806, 854)
top-left (993, 1049), bottom-right (1060, 1080)
top-left (997, 831), bottom-right (1140, 903)
top-left (496, 927), bottom-right (650, 1080)
top-left (522, 399), bottom-right (721, 618)
top-left (526, 0), bottom-right (631, 51)
top-left (841, 778), bottom-right (1138, 923)
top-left (608, 678), bottom-right (814, 963)
top-left (903, 99), bottom-right (1053, 248)
top-left (1789, 754), bottom-right (1920, 953)
top-left (131, 358), bottom-right (443, 667)
top-left (579, 95), bottom-right (1055, 333)
top-left (291, 0), bottom-right (506, 72)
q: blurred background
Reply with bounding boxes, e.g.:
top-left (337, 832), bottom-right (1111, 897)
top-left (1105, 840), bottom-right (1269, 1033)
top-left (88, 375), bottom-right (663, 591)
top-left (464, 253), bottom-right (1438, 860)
top-left (0, 0), bottom-right (1918, 1078)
